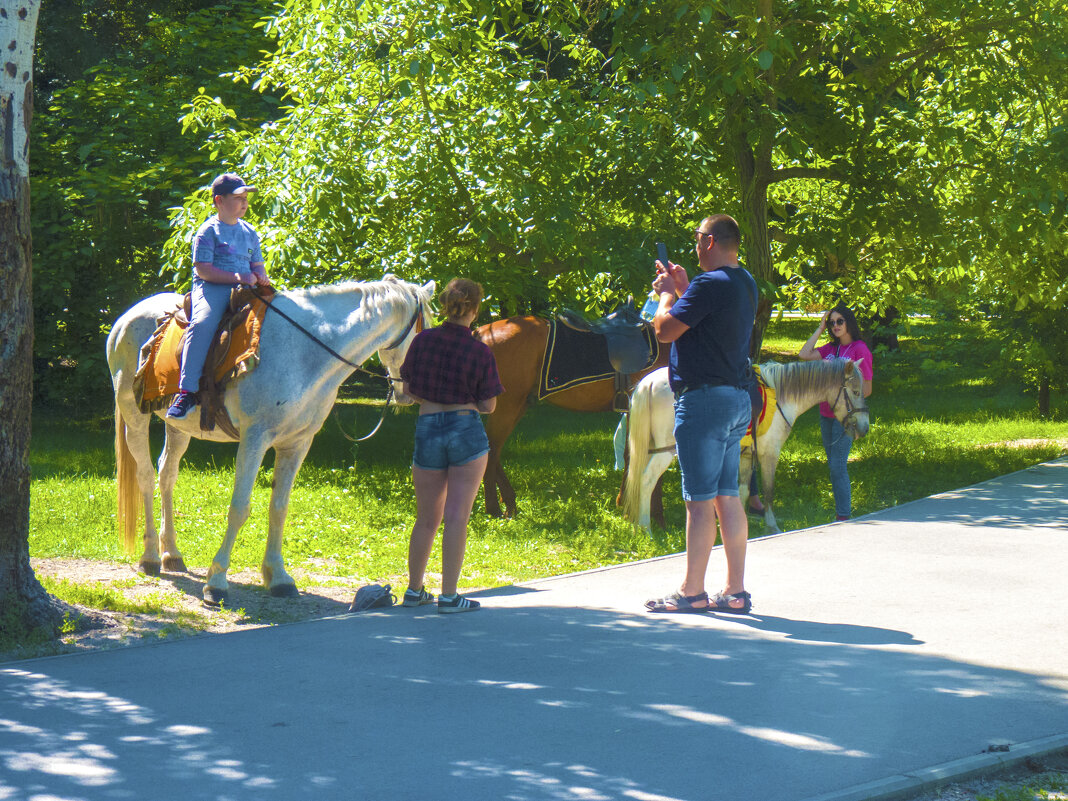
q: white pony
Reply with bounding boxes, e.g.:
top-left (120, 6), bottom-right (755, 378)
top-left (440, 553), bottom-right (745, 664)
top-left (106, 275), bottom-right (435, 605)
top-left (621, 360), bottom-right (869, 533)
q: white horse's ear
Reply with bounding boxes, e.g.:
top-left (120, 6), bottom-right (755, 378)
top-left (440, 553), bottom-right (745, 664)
top-left (422, 280), bottom-right (436, 296)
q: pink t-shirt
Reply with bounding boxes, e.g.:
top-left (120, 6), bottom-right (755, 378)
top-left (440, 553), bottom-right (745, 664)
top-left (815, 340), bottom-right (873, 418)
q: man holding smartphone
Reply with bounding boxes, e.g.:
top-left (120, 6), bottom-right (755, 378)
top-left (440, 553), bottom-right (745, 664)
top-left (645, 214), bottom-right (758, 614)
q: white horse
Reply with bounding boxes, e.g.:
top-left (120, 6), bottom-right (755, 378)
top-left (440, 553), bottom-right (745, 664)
top-left (106, 275), bottom-right (435, 605)
top-left (621, 360), bottom-right (869, 533)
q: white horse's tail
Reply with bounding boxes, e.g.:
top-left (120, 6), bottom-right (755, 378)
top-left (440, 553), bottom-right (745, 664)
top-left (114, 403), bottom-right (140, 554)
top-left (622, 377), bottom-right (654, 523)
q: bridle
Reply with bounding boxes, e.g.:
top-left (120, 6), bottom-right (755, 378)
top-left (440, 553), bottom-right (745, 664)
top-left (828, 373), bottom-right (867, 445)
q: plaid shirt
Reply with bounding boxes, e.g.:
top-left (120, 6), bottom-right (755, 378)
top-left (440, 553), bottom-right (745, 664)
top-left (400, 322), bottom-right (504, 405)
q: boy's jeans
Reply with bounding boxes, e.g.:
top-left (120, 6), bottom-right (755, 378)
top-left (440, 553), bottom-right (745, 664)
top-left (179, 278), bottom-right (232, 393)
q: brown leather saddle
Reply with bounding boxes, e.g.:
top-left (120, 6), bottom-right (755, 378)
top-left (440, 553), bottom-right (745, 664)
top-left (133, 286), bottom-right (274, 437)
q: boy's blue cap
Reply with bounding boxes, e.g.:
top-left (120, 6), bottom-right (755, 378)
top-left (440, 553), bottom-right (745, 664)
top-left (211, 173), bottom-right (256, 196)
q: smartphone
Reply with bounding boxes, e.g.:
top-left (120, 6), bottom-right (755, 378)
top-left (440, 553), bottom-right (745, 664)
top-left (656, 242), bottom-right (669, 268)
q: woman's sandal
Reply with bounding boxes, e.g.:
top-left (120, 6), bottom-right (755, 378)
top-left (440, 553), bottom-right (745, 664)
top-left (708, 590), bottom-right (753, 615)
top-left (645, 590), bottom-right (709, 613)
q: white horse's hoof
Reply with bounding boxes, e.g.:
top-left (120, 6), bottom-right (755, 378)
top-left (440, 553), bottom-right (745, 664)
top-left (162, 555), bottom-right (188, 573)
top-left (138, 559), bottom-right (161, 577)
top-left (269, 583), bottom-right (299, 599)
top-left (203, 586), bottom-right (228, 606)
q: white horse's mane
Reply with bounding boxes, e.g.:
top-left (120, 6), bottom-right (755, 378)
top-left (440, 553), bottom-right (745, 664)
top-left (759, 358), bottom-right (850, 407)
top-left (283, 274), bottom-right (428, 316)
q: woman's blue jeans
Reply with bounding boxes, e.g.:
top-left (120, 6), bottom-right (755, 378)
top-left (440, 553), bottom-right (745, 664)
top-left (820, 415), bottom-right (853, 518)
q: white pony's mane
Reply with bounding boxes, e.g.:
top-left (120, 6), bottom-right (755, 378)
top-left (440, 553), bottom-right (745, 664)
top-left (759, 358), bottom-right (851, 407)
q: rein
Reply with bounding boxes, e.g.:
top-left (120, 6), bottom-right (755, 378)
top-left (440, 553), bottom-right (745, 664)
top-left (248, 285), bottom-right (422, 375)
top-left (246, 284), bottom-right (424, 441)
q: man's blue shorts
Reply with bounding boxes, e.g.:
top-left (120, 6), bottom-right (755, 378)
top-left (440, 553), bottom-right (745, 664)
top-left (673, 384), bottom-right (750, 502)
top-left (412, 410), bottom-right (489, 471)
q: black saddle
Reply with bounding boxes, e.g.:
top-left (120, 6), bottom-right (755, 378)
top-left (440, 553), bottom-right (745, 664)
top-left (557, 301), bottom-right (656, 375)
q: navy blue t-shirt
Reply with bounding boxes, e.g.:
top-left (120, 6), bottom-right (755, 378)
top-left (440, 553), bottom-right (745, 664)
top-left (667, 265), bottom-right (757, 391)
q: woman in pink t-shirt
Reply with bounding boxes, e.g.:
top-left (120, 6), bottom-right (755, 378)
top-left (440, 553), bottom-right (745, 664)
top-left (799, 302), bottom-right (873, 521)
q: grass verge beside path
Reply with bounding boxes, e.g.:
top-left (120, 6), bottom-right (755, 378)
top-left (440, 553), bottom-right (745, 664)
top-left (900, 747), bottom-right (1068, 801)
top-left (11, 315), bottom-right (1067, 658)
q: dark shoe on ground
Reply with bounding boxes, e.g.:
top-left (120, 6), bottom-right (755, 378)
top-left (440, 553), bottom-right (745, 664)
top-left (438, 593), bottom-right (480, 614)
top-left (708, 590), bottom-right (753, 615)
top-left (402, 586), bottom-right (435, 607)
top-left (747, 497), bottom-right (766, 514)
top-left (645, 590), bottom-right (709, 613)
top-left (835, 514), bottom-right (850, 521)
top-left (166, 390), bottom-right (199, 420)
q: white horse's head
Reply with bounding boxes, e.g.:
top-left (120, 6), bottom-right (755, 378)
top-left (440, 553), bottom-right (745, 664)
top-left (376, 276), bottom-right (436, 406)
top-left (832, 359), bottom-right (870, 439)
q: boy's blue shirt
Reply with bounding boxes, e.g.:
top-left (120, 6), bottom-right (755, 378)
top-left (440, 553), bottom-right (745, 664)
top-left (192, 215), bottom-right (263, 279)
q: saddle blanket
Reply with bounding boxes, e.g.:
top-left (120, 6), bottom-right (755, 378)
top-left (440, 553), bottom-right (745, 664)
top-left (741, 366), bottom-right (775, 450)
top-left (537, 319), bottom-right (617, 399)
top-left (133, 290), bottom-right (271, 416)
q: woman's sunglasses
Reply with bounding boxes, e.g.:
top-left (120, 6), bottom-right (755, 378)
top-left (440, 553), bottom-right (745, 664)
top-left (828, 317), bottom-right (846, 327)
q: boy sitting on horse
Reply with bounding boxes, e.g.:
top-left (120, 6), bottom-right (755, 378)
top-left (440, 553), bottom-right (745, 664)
top-left (167, 173), bottom-right (271, 420)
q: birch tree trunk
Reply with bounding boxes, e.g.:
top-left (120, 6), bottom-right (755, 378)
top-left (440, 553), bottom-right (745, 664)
top-left (0, 0), bottom-right (67, 634)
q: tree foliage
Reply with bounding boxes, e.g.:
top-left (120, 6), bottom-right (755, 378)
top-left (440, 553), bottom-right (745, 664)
top-left (163, 0), bottom-right (678, 318)
top-left (162, 1), bottom-right (1066, 344)
top-left (31, 0), bottom-right (276, 405)
top-left (33, 0), bottom-right (1067, 405)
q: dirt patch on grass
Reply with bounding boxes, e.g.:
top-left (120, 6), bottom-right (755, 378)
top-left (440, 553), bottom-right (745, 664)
top-left (3, 558), bottom-right (379, 662)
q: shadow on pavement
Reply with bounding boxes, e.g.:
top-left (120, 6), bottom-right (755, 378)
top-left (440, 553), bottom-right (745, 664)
top-left (2, 603), bottom-right (1064, 801)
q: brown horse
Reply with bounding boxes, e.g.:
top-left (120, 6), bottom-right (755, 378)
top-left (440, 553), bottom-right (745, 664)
top-left (475, 315), bottom-right (670, 517)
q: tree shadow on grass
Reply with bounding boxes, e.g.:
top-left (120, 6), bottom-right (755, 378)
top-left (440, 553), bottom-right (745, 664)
top-left (154, 568), bottom-right (354, 626)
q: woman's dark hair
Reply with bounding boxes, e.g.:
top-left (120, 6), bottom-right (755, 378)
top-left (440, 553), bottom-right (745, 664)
top-left (440, 278), bottom-right (483, 320)
top-left (829, 301), bottom-right (863, 344)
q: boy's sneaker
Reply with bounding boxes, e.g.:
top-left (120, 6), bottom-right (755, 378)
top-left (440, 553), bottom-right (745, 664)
top-left (402, 586), bottom-right (435, 607)
top-left (166, 390), bottom-right (199, 420)
top-left (437, 593), bottom-right (480, 614)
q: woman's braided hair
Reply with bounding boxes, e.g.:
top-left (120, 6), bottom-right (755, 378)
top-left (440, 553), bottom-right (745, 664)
top-left (440, 278), bottom-right (483, 320)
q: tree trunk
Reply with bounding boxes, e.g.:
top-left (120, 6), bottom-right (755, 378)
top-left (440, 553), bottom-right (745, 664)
top-left (864, 305), bottom-right (900, 351)
top-left (728, 114), bottom-right (774, 360)
top-left (0, 0), bottom-right (68, 634)
top-left (1038, 375), bottom-right (1050, 418)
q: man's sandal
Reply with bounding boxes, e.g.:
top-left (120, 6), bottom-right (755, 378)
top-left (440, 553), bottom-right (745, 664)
top-left (708, 590), bottom-right (753, 615)
top-left (645, 591), bottom-right (709, 613)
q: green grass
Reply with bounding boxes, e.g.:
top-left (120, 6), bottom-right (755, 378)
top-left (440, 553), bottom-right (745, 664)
top-left (40, 576), bottom-right (177, 616)
top-left (27, 316), bottom-right (1068, 598)
top-left (976, 771), bottom-right (1068, 800)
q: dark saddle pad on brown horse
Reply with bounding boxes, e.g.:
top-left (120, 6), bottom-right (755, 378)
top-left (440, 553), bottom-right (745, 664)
top-left (538, 304), bottom-right (659, 402)
top-left (557, 303), bottom-right (658, 374)
top-left (133, 286), bottom-right (274, 437)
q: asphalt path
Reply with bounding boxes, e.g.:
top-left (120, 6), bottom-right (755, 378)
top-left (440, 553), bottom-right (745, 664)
top-left (2, 457), bottom-right (1066, 801)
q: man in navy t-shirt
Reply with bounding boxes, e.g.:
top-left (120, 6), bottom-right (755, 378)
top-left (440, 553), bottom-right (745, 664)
top-left (644, 214), bottom-right (758, 615)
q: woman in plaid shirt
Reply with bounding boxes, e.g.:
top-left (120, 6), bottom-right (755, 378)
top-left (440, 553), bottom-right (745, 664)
top-left (399, 278), bottom-right (504, 613)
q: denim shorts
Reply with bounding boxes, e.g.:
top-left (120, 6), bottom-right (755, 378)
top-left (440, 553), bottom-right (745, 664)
top-left (412, 410), bottom-right (489, 471)
top-left (673, 384), bottom-right (751, 502)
